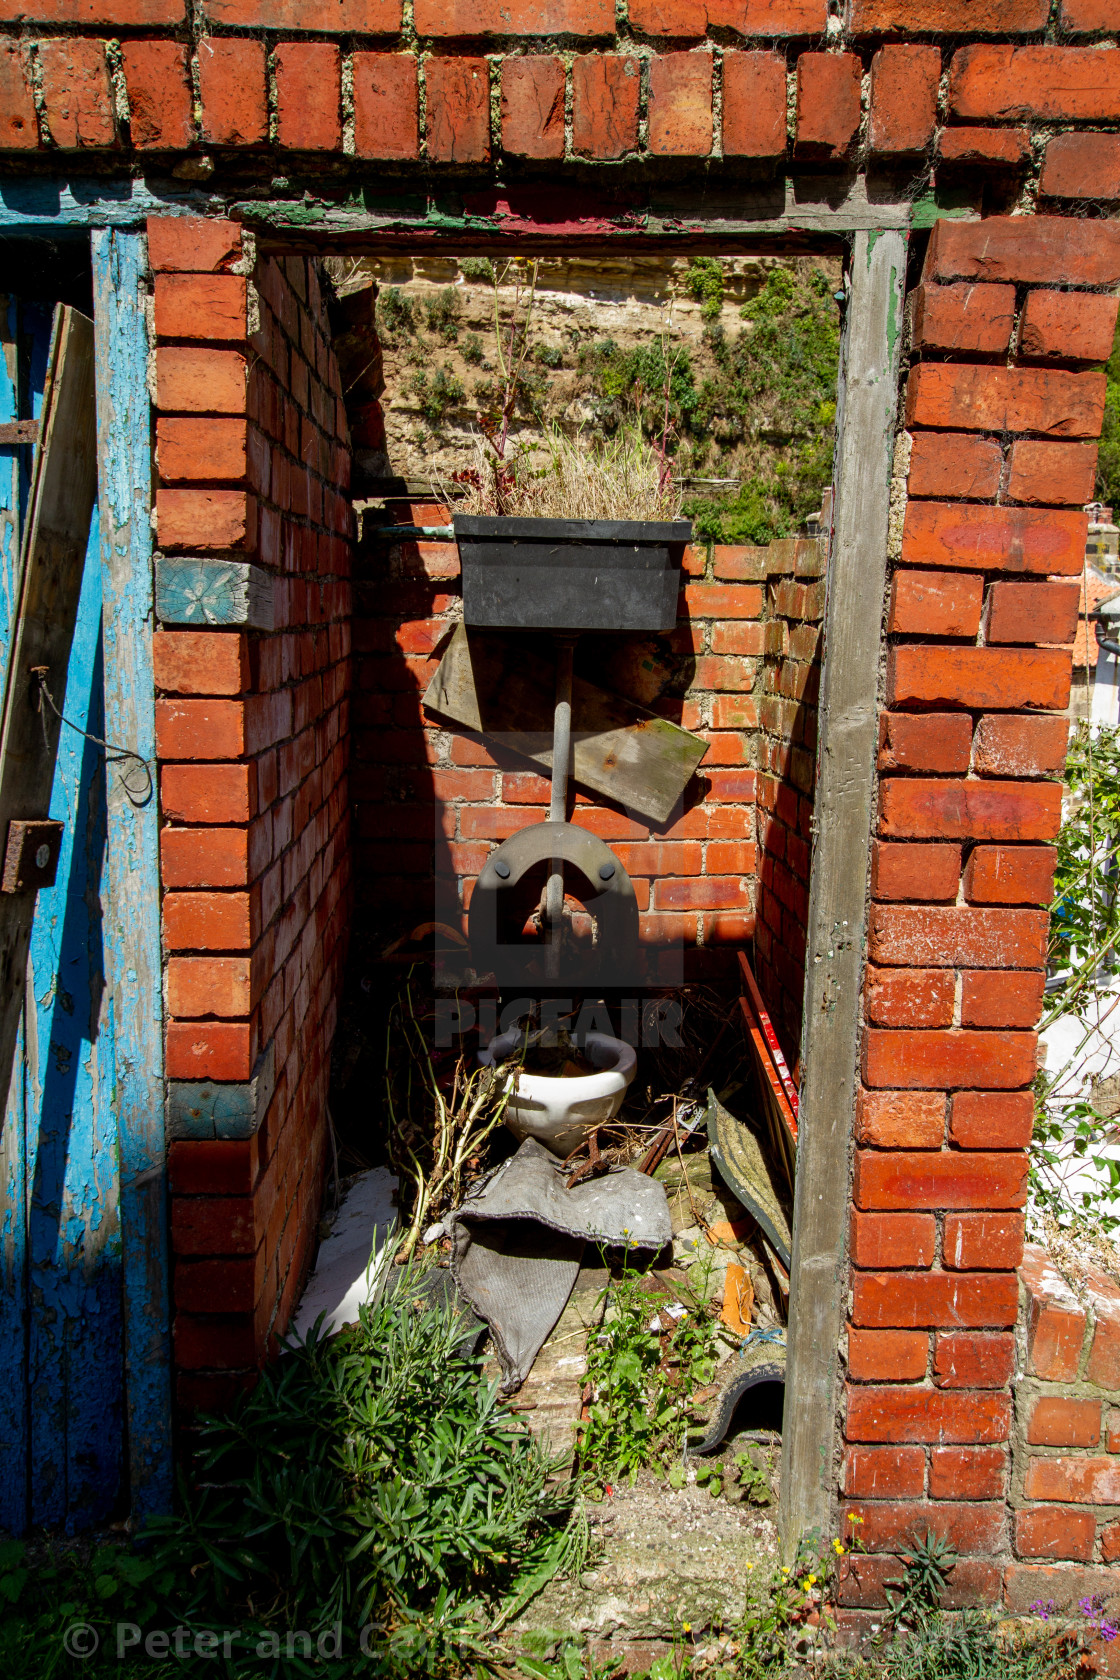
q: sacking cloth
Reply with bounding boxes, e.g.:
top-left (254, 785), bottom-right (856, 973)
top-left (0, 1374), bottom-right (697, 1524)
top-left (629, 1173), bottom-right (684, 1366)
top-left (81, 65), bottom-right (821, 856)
top-left (449, 1137), bottom-right (672, 1393)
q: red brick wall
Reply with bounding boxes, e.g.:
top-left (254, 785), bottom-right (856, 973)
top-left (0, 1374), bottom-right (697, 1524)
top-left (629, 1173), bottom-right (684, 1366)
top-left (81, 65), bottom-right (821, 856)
top-left (841, 215), bottom-right (1118, 1619)
top-left (149, 219), bottom-right (354, 1415)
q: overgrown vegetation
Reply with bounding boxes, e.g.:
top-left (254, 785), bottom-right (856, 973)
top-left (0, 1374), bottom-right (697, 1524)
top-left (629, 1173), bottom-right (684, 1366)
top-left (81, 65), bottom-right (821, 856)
top-left (578, 1260), bottom-right (718, 1489)
top-left (1032, 723), bottom-right (1120, 1231)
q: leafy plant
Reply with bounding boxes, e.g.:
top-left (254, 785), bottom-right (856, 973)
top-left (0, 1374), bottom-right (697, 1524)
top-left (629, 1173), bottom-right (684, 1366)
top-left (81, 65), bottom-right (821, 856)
top-left (1032, 723), bottom-right (1120, 1231)
top-left (685, 256), bottom-right (725, 322)
top-left (426, 286), bottom-right (460, 343)
top-left (577, 1260), bottom-right (718, 1487)
top-left (1097, 306), bottom-right (1120, 509)
top-left (463, 331), bottom-right (484, 365)
top-left (148, 1269), bottom-right (583, 1674)
top-left (0, 1538), bottom-right (176, 1679)
top-left (377, 285), bottom-right (415, 342)
top-left (410, 364), bottom-right (466, 427)
top-left (732, 1448), bottom-right (775, 1507)
top-left (461, 257), bottom-right (495, 283)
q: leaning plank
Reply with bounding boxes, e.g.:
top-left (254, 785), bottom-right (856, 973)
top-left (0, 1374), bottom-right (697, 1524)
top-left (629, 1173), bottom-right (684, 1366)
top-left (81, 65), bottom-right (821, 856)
top-left (0, 305), bottom-right (96, 1120)
top-left (155, 557), bottom-right (275, 629)
top-left (423, 623), bottom-right (708, 825)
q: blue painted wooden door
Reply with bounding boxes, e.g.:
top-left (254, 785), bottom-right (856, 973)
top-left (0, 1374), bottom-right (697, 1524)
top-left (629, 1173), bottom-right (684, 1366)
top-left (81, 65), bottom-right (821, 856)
top-left (0, 294), bottom-right (123, 1534)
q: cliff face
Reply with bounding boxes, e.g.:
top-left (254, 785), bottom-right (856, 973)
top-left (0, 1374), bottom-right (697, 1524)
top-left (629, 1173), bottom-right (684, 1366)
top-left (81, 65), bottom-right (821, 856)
top-left (336, 252), bottom-right (841, 542)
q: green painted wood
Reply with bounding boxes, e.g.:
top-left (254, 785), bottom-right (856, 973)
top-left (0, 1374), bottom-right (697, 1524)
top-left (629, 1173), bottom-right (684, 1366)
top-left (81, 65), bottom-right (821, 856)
top-left (155, 558), bottom-right (275, 630)
top-left (167, 1045), bottom-right (276, 1141)
top-left (93, 228), bottom-right (171, 1521)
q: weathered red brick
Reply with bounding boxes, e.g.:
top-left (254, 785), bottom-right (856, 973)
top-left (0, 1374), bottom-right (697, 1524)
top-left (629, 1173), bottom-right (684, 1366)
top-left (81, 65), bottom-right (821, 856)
top-left (167, 956), bottom-right (252, 1019)
top-left (949, 1092), bottom-right (1035, 1151)
top-left (1029, 1396), bottom-right (1101, 1449)
top-left (648, 52), bottom-right (712, 156)
top-left (855, 1271), bottom-right (1020, 1331)
top-left (501, 55), bottom-right (564, 158)
top-left (154, 631), bottom-right (249, 696)
top-left (122, 41), bottom-right (191, 150)
top-left (39, 38), bottom-right (115, 149)
top-left (1020, 290), bottom-right (1120, 366)
top-left (1025, 1456), bottom-right (1120, 1503)
top-left (868, 44), bottom-right (939, 155)
top-left (157, 348), bottom-right (247, 415)
top-left (1007, 440), bottom-right (1099, 507)
top-left (848, 1327), bottom-right (929, 1382)
top-left (959, 969), bottom-right (1044, 1029)
top-left (168, 1135), bottom-right (260, 1197)
top-left (907, 432), bottom-right (1002, 502)
top-left (1060, 0), bottom-right (1120, 29)
top-left (890, 570), bottom-right (983, 639)
top-left (198, 38), bottom-right (266, 146)
top-left (162, 826), bottom-right (250, 889)
top-left (147, 217), bottom-right (242, 274)
top-left (274, 41), bottom-right (341, 152)
top-left (879, 777), bottom-right (1063, 841)
top-left (851, 0), bottom-right (1047, 28)
top-left (208, 0), bottom-right (401, 22)
top-left (938, 126), bottom-right (1030, 167)
top-left (847, 1384), bottom-right (1012, 1442)
top-left (930, 1445), bottom-right (1006, 1500)
top-left (908, 365), bottom-right (1105, 443)
top-left (795, 52), bottom-right (861, 159)
top-left (154, 274), bottom-right (247, 342)
top-left (879, 713), bottom-right (973, 775)
top-left (911, 282), bottom-right (1015, 355)
top-left (963, 844), bottom-right (1056, 905)
top-left (170, 1194), bottom-right (257, 1256)
top-left (155, 697), bottom-right (246, 760)
top-left (630, 0), bottom-right (825, 29)
top-left (163, 891), bottom-right (253, 951)
top-left (353, 53), bottom-right (419, 159)
top-left (156, 416), bottom-right (248, 484)
top-left (1086, 1267), bottom-right (1120, 1390)
top-left (901, 499), bottom-right (1090, 575)
top-left (924, 211), bottom-right (1120, 288)
top-left (161, 764), bottom-right (252, 826)
top-left (1041, 131), bottom-right (1120, 201)
top-left (414, 0), bottom-right (611, 31)
top-left (866, 967), bottom-right (954, 1030)
top-left (722, 51), bottom-right (787, 158)
top-left (943, 1211), bottom-right (1027, 1270)
top-left (972, 715), bottom-right (1070, 781)
top-left (1004, 1562), bottom-right (1119, 1614)
top-left (1021, 1245), bottom-right (1086, 1381)
top-left (572, 54), bottom-right (639, 159)
top-left (158, 488), bottom-right (255, 551)
top-left (871, 840), bottom-right (961, 903)
top-left (868, 904), bottom-right (1050, 968)
top-left (949, 45), bottom-right (1120, 124)
top-left (851, 1209), bottom-right (937, 1269)
top-left (934, 1330), bottom-right (1015, 1387)
top-left (0, 41), bottom-right (36, 149)
top-left (427, 57), bottom-right (490, 163)
top-left (854, 1143), bottom-right (1029, 1204)
top-left (843, 1443), bottom-right (926, 1498)
top-left (167, 1019), bottom-right (253, 1081)
top-left (888, 647), bottom-right (1072, 713)
top-left (1016, 1507), bottom-right (1096, 1561)
top-left (857, 1089), bottom-right (946, 1150)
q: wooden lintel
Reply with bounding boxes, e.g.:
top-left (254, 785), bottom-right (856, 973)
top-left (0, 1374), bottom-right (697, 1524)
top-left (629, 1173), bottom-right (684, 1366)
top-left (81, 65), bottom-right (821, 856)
top-left (167, 1043), bottom-right (277, 1141)
top-left (155, 558), bottom-right (275, 631)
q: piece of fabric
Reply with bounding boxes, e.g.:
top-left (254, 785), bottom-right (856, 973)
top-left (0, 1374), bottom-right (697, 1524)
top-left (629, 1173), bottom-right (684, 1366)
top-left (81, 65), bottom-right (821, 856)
top-left (449, 1137), bottom-right (672, 1393)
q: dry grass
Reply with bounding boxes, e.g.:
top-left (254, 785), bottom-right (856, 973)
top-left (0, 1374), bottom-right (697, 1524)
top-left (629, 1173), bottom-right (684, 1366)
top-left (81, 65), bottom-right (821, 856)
top-left (450, 423), bottom-right (685, 523)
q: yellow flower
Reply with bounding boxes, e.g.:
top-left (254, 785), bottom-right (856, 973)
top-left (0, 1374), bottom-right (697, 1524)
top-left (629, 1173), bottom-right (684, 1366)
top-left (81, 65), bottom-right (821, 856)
top-left (833, 1540), bottom-right (847, 1555)
top-left (781, 1567), bottom-right (790, 1575)
top-left (807, 1575), bottom-right (817, 1587)
top-left (848, 1514), bottom-right (864, 1525)
top-left (682, 1622), bottom-right (692, 1634)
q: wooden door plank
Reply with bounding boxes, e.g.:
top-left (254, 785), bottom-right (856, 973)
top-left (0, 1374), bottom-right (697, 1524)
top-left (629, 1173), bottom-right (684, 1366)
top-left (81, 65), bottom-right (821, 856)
top-left (423, 623), bottom-right (708, 825)
top-left (778, 229), bottom-right (908, 1551)
top-left (0, 305), bottom-right (97, 1123)
top-left (93, 228), bottom-right (171, 1521)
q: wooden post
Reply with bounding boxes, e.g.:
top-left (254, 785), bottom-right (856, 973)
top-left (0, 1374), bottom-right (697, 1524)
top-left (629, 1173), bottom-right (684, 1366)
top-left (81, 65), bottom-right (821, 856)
top-left (92, 228), bottom-right (172, 1519)
top-left (779, 228), bottom-right (907, 1550)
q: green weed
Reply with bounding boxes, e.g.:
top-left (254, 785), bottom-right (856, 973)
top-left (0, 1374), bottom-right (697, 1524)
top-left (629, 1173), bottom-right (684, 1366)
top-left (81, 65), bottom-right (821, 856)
top-left (377, 286), bottom-right (415, 342)
top-left (426, 287), bottom-right (460, 343)
top-left (577, 1261), bottom-right (718, 1488)
top-left (411, 364), bottom-right (466, 426)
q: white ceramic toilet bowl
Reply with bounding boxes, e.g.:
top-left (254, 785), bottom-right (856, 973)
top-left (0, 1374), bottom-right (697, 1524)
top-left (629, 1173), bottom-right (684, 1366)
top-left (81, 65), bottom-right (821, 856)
top-left (482, 1029), bottom-right (637, 1158)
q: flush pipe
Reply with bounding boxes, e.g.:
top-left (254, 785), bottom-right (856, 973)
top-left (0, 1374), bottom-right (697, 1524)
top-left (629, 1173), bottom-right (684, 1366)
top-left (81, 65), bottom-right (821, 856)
top-left (544, 637), bottom-right (576, 983)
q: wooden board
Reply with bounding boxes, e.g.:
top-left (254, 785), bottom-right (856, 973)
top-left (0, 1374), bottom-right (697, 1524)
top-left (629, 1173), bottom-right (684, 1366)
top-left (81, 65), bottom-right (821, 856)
top-left (155, 557), bottom-right (275, 629)
top-left (423, 622), bottom-right (708, 825)
top-left (779, 229), bottom-right (907, 1553)
top-left (0, 305), bottom-right (97, 1123)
